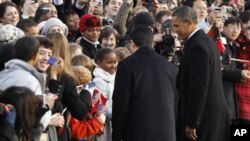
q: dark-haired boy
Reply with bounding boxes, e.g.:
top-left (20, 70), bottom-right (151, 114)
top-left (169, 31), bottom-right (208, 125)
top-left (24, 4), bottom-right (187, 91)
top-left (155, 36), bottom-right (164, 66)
top-left (16, 19), bottom-right (39, 36)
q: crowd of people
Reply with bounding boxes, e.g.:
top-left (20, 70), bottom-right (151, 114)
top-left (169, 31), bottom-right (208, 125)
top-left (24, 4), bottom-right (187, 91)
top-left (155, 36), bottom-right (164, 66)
top-left (0, 0), bottom-right (250, 141)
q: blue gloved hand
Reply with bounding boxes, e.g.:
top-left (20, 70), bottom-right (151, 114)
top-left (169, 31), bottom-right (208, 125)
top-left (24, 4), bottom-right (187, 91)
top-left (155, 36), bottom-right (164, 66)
top-left (4, 106), bottom-right (16, 127)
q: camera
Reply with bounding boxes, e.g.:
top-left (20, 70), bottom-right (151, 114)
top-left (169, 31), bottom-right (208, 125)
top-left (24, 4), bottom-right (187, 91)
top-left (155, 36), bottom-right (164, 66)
top-left (102, 19), bottom-right (113, 26)
top-left (155, 28), bottom-right (178, 63)
top-left (161, 28), bottom-right (175, 55)
top-left (221, 6), bottom-right (238, 21)
top-left (40, 7), bottom-right (51, 14)
top-left (162, 29), bottom-right (175, 46)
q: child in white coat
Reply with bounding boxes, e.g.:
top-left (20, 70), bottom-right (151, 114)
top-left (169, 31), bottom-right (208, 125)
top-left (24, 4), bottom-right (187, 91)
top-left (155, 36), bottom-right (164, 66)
top-left (93, 48), bottom-right (118, 141)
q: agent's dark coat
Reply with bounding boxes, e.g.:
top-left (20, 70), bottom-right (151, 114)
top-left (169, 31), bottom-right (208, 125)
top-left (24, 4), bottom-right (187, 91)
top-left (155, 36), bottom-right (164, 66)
top-left (177, 30), bottom-right (230, 141)
top-left (112, 47), bottom-right (176, 141)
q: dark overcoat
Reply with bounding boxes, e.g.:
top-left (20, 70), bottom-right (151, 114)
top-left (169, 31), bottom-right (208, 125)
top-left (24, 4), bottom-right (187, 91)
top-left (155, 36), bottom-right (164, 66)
top-left (221, 42), bottom-right (242, 120)
top-left (177, 30), bottom-right (230, 141)
top-left (112, 47), bottom-right (176, 141)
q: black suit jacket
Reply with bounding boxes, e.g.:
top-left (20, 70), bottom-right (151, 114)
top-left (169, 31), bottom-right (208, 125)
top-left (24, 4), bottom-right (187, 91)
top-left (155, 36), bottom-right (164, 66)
top-left (112, 47), bottom-right (176, 141)
top-left (177, 30), bottom-right (229, 141)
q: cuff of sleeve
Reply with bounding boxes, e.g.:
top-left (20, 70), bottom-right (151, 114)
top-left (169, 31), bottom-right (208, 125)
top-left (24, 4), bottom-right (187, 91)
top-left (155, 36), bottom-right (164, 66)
top-left (40, 110), bottom-right (52, 130)
top-left (48, 79), bottom-right (64, 95)
top-left (22, 14), bottom-right (29, 19)
top-left (53, 0), bottom-right (63, 5)
top-left (187, 116), bottom-right (201, 129)
top-left (79, 89), bottom-right (92, 107)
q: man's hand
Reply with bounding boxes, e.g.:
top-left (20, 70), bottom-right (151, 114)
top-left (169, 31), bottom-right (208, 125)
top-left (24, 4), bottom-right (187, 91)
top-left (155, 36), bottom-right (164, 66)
top-left (185, 126), bottom-right (197, 141)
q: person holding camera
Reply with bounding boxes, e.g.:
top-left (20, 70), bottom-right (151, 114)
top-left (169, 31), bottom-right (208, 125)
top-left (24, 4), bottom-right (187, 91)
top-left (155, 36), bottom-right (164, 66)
top-left (154, 19), bottom-right (182, 67)
top-left (154, 10), bottom-right (172, 43)
top-left (153, 10), bottom-right (174, 60)
top-left (34, 3), bottom-right (58, 24)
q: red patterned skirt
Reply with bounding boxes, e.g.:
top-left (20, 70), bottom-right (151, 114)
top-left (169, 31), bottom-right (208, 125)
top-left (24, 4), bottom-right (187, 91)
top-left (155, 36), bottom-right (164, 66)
top-left (236, 80), bottom-right (250, 121)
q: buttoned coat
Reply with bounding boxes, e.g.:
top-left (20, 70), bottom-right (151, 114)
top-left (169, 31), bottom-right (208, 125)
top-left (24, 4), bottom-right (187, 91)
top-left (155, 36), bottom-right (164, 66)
top-left (177, 30), bottom-right (230, 141)
top-left (112, 47), bottom-right (176, 141)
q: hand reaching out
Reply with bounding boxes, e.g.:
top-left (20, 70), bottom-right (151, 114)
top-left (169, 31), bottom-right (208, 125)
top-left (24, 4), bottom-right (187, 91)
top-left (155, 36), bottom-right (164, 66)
top-left (241, 70), bottom-right (250, 79)
top-left (49, 113), bottom-right (65, 127)
top-left (96, 114), bottom-right (106, 124)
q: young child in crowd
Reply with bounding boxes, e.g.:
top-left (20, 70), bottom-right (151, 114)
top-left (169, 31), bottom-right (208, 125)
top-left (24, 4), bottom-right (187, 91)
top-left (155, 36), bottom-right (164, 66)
top-left (93, 48), bottom-right (118, 141)
top-left (113, 47), bottom-right (131, 61)
top-left (68, 43), bottom-right (83, 59)
top-left (70, 66), bottom-right (106, 141)
top-left (71, 54), bottom-right (94, 72)
top-left (16, 19), bottom-right (39, 36)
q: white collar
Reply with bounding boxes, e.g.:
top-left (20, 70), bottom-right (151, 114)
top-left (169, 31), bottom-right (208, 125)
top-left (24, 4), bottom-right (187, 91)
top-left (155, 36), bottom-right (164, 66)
top-left (82, 37), bottom-right (100, 47)
top-left (93, 67), bottom-right (115, 83)
top-left (188, 28), bottom-right (200, 40)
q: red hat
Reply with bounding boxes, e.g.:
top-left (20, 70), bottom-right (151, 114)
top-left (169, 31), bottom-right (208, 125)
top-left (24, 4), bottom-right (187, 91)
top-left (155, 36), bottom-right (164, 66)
top-left (79, 14), bottom-right (101, 32)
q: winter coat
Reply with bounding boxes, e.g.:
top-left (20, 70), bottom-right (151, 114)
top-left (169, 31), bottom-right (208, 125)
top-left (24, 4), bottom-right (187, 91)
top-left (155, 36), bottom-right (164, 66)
top-left (93, 67), bottom-right (115, 141)
top-left (177, 30), bottom-right (230, 141)
top-left (48, 74), bottom-right (92, 141)
top-left (79, 37), bottom-right (102, 59)
top-left (221, 41), bottom-right (242, 120)
top-left (0, 59), bottom-right (46, 95)
top-left (112, 47), bottom-right (176, 141)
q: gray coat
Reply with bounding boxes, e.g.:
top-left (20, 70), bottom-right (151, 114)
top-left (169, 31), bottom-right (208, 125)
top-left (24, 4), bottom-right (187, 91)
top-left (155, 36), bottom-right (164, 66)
top-left (0, 59), bottom-right (46, 95)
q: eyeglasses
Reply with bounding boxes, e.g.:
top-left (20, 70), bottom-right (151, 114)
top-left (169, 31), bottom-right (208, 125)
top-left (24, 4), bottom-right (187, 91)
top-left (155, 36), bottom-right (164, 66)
top-left (87, 28), bottom-right (101, 33)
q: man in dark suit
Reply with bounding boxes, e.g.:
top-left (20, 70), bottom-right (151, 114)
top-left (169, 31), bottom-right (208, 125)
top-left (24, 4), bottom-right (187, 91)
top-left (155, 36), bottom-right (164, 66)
top-left (112, 25), bottom-right (176, 141)
top-left (172, 6), bottom-right (230, 141)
